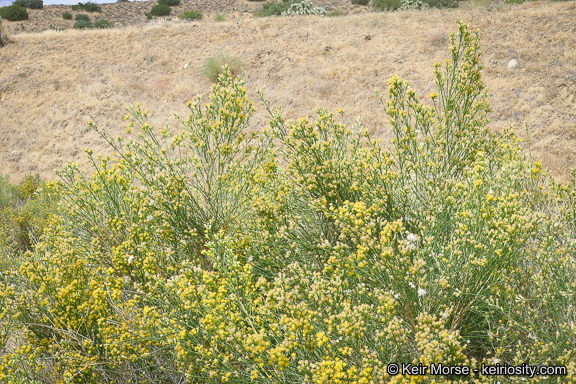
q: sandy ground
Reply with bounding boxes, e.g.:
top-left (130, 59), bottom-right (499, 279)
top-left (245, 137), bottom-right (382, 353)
top-left (0, 0), bottom-right (575, 182)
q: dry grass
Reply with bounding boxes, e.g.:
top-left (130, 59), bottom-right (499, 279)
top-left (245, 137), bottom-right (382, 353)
top-left (0, 1), bottom-right (575, 182)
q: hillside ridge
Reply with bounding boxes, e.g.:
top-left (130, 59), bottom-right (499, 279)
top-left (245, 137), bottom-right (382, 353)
top-left (1, 1), bottom-right (575, 182)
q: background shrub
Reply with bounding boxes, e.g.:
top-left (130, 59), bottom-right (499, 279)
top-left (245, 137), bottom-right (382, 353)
top-left (202, 54), bottom-right (242, 82)
top-left (351, 0), bottom-right (369, 5)
top-left (254, 0), bottom-right (304, 16)
top-left (62, 11), bottom-right (72, 19)
top-left (13, 0), bottom-right (43, 9)
top-left (280, 0), bottom-right (326, 15)
top-left (73, 19), bottom-right (93, 28)
top-left (178, 9), bottom-right (202, 19)
top-left (0, 5), bottom-right (28, 21)
top-left (423, 0), bottom-right (457, 7)
top-left (71, 2), bottom-right (102, 12)
top-left (158, 0), bottom-right (180, 6)
top-left (373, 0), bottom-right (400, 10)
top-left (94, 19), bottom-right (112, 28)
top-left (150, 3), bottom-right (171, 16)
top-left (75, 13), bottom-right (90, 21)
top-left (213, 12), bottom-right (225, 21)
top-left (82, 2), bottom-right (102, 11)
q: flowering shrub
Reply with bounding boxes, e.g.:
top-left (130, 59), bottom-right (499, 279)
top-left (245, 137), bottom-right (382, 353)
top-left (1, 22), bottom-right (575, 383)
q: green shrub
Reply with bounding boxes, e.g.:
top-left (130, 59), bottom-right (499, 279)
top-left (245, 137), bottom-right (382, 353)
top-left (213, 12), bottom-right (225, 21)
top-left (71, 2), bottom-right (102, 12)
top-left (202, 54), bottom-right (242, 82)
top-left (75, 13), bottom-right (90, 21)
top-left (254, 0), bottom-right (304, 16)
top-left (178, 9), bottom-right (202, 19)
top-left (158, 0), bottom-right (180, 6)
top-left (73, 19), bottom-right (93, 28)
top-left (423, 0), bottom-right (457, 7)
top-left (373, 0), bottom-right (400, 10)
top-left (13, 0), bottom-right (43, 9)
top-left (0, 5), bottom-right (28, 21)
top-left (94, 19), bottom-right (112, 28)
top-left (82, 2), bottom-right (102, 11)
top-left (62, 11), bottom-right (72, 19)
top-left (351, 0), bottom-right (369, 5)
top-left (150, 3), bottom-right (171, 16)
top-left (144, 11), bottom-right (152, 18)
top-left (117, 0), bottom-right (130, 2)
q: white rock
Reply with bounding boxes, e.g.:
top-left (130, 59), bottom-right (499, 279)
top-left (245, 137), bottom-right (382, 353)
top-left (507, 59), bottom-right (518, 69)
top-left (183, 63), bottom-right (188, 69)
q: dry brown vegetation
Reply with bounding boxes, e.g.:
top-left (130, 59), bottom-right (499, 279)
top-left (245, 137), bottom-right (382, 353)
top-left (0, 0), bottom-right (575, 182)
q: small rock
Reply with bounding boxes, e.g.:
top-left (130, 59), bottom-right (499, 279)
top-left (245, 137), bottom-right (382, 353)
top-left (507, 59), bottom-right (518, 70)
top-left (365, 35), bottom-right (371, 41)
top-left (324, 46), bottom-right (333, 52)
top-left (183, 63), bottom-right (188, 69)
top-left (17, 66), bottom-right (20, 70)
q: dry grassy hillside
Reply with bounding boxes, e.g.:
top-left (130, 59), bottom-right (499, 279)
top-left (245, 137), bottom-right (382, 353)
top-left (1, 1), bottom-right (575, 182)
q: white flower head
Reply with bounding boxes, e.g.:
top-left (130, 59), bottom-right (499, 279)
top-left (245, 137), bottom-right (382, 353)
top-left (417, 287), bottom-right (426, 297)
top-left (147, 215), bottom-right (154, 222)
top-left (409, 281), bottom-right (416, 289)
top-left (407, 233), bottom-right (418, 243)
top-left (127, 255), bottom-right (134, 264)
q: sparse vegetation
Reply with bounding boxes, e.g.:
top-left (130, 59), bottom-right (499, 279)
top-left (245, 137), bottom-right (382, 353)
top-left (62, 11), bottom-right (73, 19)
top-left (0, 5), bottom-right (28, 21)
top-left (326, 7), bottom-right (347, 15)
top-left (150, 3), bottom-right (172, 16)
top-left (13, 0), bottom-right (43, 10)
top-left (179, 9), bottom-right (202, 19)
top-left (202, 54), bottom-right (242, 82)
top-left (94, 19), bottom-right (113, 28)
top-left (1, 22), bottom-right (575, 383)
top-left (213, 12), bottom-right (226, 21)
top-left (351, 0), bottom-right (370, 5)
top-left (159, 0), bottom-right (181, 6)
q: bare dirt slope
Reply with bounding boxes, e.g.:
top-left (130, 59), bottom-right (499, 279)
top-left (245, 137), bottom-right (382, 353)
top-left (1, 1), bottom-right (575, 182)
